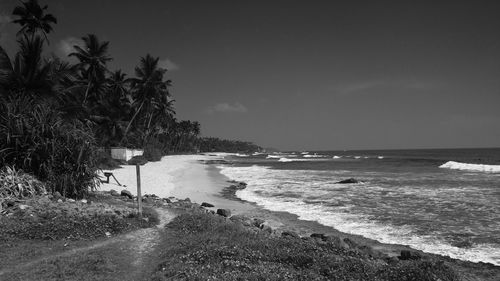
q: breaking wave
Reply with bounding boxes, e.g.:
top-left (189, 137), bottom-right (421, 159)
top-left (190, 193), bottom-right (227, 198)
top-left (439, 161), bottom-right (500, 173)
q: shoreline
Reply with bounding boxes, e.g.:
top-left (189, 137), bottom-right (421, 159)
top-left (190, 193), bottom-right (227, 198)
top-left (101, 153), bottom-right (499, 278)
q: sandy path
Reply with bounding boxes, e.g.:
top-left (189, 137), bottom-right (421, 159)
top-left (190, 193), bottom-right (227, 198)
top-left (0, 207), bottom-right (177, 280)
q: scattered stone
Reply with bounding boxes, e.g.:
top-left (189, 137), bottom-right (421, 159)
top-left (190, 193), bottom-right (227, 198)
top-left (399, 250), bottom-right (422, 260)
top-left (253, 218), bottom-right (265, 228)
top-left (336, 178), bottom-right (359, 184)
top-left (18, 204), bottom-right (29, 210)
top-left (105, 232), bottom-right (111, 237)
top-left (310, 233), bottom-right (327, 240)
top-left (324, 236), bottom-right (350, 249)
top-left (53, 191), bottom-right (62, 199)
top-left (261, 225), bottom-right (273, 234)
top-left (121, 190), bottom-right (133, 199)
top-left (110, 189), bottom-right (119, 196)
top-left (230, 215), bottom-right (253, 226)
top-left (201, 202), bottom-right (215, 207)
top-left (385, 256), bottom-right (400, 265)
top-left (80, 199), bottom-right (88, 204)
top-left (343, 238), bottom-right (358, 249)
top-left (282, 231), bottom-right (300, 239)
top-left (216, 208), bottom-right (231, 217)
top-left (67, 199), bottom-right (75, 203)
top-left (184, 198), bottom-right (191, 203)
top-left (57, 199), bottom-right (63, 203)
top-left (163, 198), bottom-right (172, 203)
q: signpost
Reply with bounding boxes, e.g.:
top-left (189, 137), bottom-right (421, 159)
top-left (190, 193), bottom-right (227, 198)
top-left (136, 164), bottom-right (142, 217)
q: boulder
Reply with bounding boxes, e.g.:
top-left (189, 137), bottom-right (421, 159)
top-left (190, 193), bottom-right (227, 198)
top-left (336, 178), bottom-right (359, 184)
top-left (230, 215), bottom-right (253, 227)
top-left (261, 225), bottom-right (273, 234)
top-left (80, 199), bottom-right (88, 204)
top-left (253, 218), bottom-right (265, 228)
top-left (183, 198), bottom-right (191, 203)
top-left (201, 202), bottom-right (214, 207)
top-left (324, 236), bottom-right (350, 249)
top-left (53, 191), bottom-right (62, 199)
top-left (216, 208), bottom-right (231, 217)
top-left (110, 189), bottom-right (119, 196)
top-left (399, 250), bottom-right (422, 260)
top-left (121, 190), bottom-right (133, 199)
top-left (310, 233), bottom-right (327, 240)
top-left (282, 231), bottom-right (300, 239)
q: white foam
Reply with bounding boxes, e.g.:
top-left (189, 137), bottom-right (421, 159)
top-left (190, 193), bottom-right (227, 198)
top-left (354, 156), bottom-right (361, 159)
top-left (378, 156), bottom-right (384, 159)
top-left (301, 151), bottom-right (309, 154)
top-left (266, 155), bottom-right (281, 159)
top-left (333, 156), bottom-right (341, 159)
top-left (304, 154), bottom-right (326, 158)
top-left (279, 157), bottom-right (310, 162)
top-left (440, 161), bottom-right (500, 173)
top-left (218, 165), bottom-right (500, 266)
top-left (235, 153), bottom-right (249, 157)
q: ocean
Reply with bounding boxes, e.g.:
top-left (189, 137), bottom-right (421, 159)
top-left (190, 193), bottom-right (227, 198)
top-left (218, 148), bottom-right (500, 265)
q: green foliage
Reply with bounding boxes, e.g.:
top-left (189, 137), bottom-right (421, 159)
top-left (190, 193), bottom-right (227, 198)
top-left (0, 97), bottom-right (99, 198)
top-left (0, 167), bottom-right (47, 210)
top-left (198, 137), bottom-right (262, 153)
top-left (153, 213), bottom-right (459, 281)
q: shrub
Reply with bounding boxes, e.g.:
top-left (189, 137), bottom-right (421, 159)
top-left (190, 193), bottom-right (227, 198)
top-left (143, 141), bottom-right (163, 162)
top-left (0, 97), bottom-right (99, 198)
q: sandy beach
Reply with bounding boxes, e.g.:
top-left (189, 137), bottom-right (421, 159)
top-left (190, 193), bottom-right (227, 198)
top-left (100, 154), bottom-right (417, 257)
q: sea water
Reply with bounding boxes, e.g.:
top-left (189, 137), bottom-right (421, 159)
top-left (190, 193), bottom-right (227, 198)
top-left (218, 148), bottom-right (500, 265)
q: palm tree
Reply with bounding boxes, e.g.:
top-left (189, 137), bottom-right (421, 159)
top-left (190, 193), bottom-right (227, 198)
top-left (0, 34), bottom-right (53, 99)
top-left (12, 0), bottom-right (57, 43)
top-left (69, 34), bottom-right (112, 104)
top-left (121, 54), bottom-right (173, 144)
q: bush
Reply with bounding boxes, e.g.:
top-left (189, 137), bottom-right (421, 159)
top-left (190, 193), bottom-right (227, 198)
top-left (0, 97), bottom-right (99, 198)
top-left (143, 141), bottom-right (163, 162)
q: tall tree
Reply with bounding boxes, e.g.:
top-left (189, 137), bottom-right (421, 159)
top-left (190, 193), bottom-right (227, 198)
top-left (69, 34), bottom-right (112, 104)
top-left (12, 0), bottom-right (57, 43)
top-left (122, 54), bottom-right (174, 144)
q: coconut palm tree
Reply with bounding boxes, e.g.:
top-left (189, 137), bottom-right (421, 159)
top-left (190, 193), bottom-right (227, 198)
top-left (12, 0), bottom-right (57, 43)
top-left (121, 54), bottom-right (173, 144)
top-left (0, 34), bottom-right (53, 99)
top-left (69, 34), bottom-right (112, 104)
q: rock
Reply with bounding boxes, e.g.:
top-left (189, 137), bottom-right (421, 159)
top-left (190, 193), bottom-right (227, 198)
top-left (162, 198), bottom-right (172, 203)
top-left (18, 204), bottom-right (29, 210)
top-left (336, 178), bottom-right (359, 184)
top-left (253, 218), bottom-right (265, 228)
top-left (201, 202), bottom-right (215, 207)
top-left (261, 225), bottom-right (273, 234)
top-left (110, 189), bottom-right (119, 196)
top-left (282, 231), bottom-right (300, 239)
top-left (229, 215), bottom-right (252, 226)
top-left (310, 233), bottom-right (327, 240)
top-left (121, 190), bottom-right (133, 199)
top-left (105, 232), bottom-right (111, 237)
top-left (399, 250), bottom-right (422, 260)
top-left (216, 208), bottom-right (231, 217)
top-left (57, 199), bottom-right (63, 203)
top-left (37, 196), bottom-right (51, 205)
top-left (53, 191), bottom-right (62, 199)
top-left (324, 236), bottom-right (350, 249)
top-left (184, 198), bottom-right (191, 203)
top-left (343, 238), bottom-right (359, 249)
top-left (67, 199), bottom-right (75, 203)
top-left (80, 199), bottom-right (88, 204)
top-left (385, 256), bottom-right (400, 265)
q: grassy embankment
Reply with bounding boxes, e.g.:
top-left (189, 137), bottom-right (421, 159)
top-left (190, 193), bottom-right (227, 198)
top-left (151, 211), bottom-right (459, 281)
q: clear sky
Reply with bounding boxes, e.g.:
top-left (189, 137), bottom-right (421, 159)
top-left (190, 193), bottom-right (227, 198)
top-left (1, 0), bottom-right (499, 150)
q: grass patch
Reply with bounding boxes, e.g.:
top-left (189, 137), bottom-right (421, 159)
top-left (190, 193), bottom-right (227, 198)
top-left (152, 212), bottom-right (459, 281)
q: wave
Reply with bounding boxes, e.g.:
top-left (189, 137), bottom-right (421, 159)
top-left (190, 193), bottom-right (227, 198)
top-left (218, 165), bottom-right (500, 265)
top-left (235, 153), bottom-right (249, 157)
top-left (303, 154), bottom-right (326, 158)
top-left (278, 157), bottom-right (311, 162)
top-left (439, 161), bottom-right (500, 173)
top-left (266, 155), bottom-right (281, 159)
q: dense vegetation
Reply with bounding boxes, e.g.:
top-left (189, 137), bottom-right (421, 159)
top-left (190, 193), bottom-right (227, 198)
top-left (0, 0), bottom-right (260, 197)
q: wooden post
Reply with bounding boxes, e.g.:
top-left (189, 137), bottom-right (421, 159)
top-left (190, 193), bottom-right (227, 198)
top-left (136, 164), bottom-right (142, 217)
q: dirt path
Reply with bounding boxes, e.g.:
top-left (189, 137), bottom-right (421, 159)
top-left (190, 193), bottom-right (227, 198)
top-left (0, 207), bottom-right (177, 280)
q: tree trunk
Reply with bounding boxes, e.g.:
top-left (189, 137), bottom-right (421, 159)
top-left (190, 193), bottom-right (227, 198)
top-left (121, 100), bottom-right (145, 145)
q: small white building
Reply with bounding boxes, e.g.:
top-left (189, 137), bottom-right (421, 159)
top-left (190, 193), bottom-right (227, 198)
top-left (110, 147), bottom-right (144, 161)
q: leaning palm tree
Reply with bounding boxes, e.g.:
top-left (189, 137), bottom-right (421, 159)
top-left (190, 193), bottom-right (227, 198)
top-left (69, 34), bottom-right (112, 104)
top-left (12, 0), bottom-right (57, 43)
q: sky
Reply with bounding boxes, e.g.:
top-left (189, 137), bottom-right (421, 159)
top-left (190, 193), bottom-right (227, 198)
top-left (1, 0), bottom-right (499, 151)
